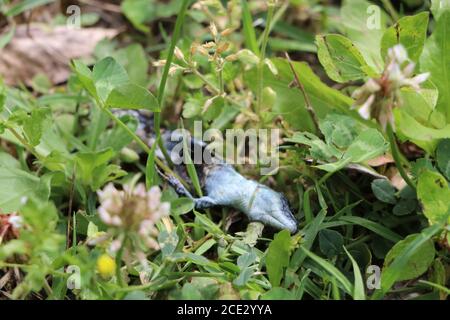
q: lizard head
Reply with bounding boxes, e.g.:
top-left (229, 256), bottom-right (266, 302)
top-left (250, 186), bottom-right (298, 234)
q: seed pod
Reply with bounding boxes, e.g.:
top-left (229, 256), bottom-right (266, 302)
top-left (216, 42), bottom-right (230, 54)
top-left (196, 45), bottom-right (210, 56)
top-left (174, 46), bottom-right (185, 60)
top-left (153, 59), bottom-right (167, 67)
top-left (220, 28), bottom-right (234, 37)
top-left (209, 22), bottom-right (218, 38)
top-left (225, 53), bottom-right (239, 62)
top-left (203, 41), bottom-right (216, 49)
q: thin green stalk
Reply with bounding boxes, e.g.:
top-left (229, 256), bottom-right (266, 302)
top-left (155, 0), bottom-right (191, 165)
top-left (256, 2), bottom-right (275, 116)
top-left (257, 0), bottom-right (289, 47)
top-left (218, 66), bottom-right (224, 95)
top-left (5, 125), bottom-right (42, 161)
top-left (191, 68), bottom-right (257, 119)
top-left (380, 0), bottom-right (399, 21)
top-left (115, 235), bottom-right (128, 288)
top-left (386, 123), bottom-right (415, 190)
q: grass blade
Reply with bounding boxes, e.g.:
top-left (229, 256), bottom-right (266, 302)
top-left (301, 247), bottom-right (353, 296)
top-left (241, 0), bottom-right (259, 55)
top-left (181, 123), bottom-right (202, 197)
top-left (344, 246), bottom-right (366, 300)
top-left (289, 208), bottom-right (327, 271)
top-left (145, 141), bottom-right (158, 189)
top-left (339, 216), bottom-right (402, 243)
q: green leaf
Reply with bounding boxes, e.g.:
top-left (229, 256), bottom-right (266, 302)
top-left (171, 252), bottom-right (215, 267)
top-left (374, 224), bottom-right (441, 299)
top-left (0, 151), bottom-right (20, 169)
top-left (380, 12), bottom-right (429, 63)
top-left (371, 179), bottom-right (397, 204)
top-left (316, 129), bottom-right (388, 172)
top-left (431, 0), bottom-right (450, 20)
top-left (383, 234), bottom-right (435, 282)
top-left (436, 139), bottom-right (450, 180)
top-left (344, 247), bottom-right (365, 300)
top-left (158, 229), bottom-right (179, 258)
top-left (394, 108), bottom-right (450, 154)
top-left (234, 250), bottom-right (257, 287)
top-left (237, 251), bottom-right (257, 269)
top-left (170, 197), bottom-right (194, 215)
top-left (344, 129), bottom-right (388, 162)
top-left (121, 0), bottom-right (153, 33)
top-left (417, 169), bottom-right (450, 224)
top-left (98, 114), bottom-right (138, 152)
top-left (113, 44), bottom-right (149, 87)
top-left (182, 97), bottom-right (202, 118)
top-left (393, 199), bottom-right (417, 216)
top-left (202, 96), bottom-right (224, 122)
top-left (71, 60), bottom-right (98, 99)
top-left (0, 166), bottom-right (50, 212)
top-left (319, 229), bottom-right (344, 258)
top-left (429, 259), bottom-right (448, 299)
top-left (316, 34), bottom-right (376, 83)
top-left (23, 108), bottom-right (50, 146)
top-left (105, 83), bottom-right (159, 111)
top-left (244, 58), bottom-right (354, 132)
top-left (266, 230), bottom-right (291, 287)
top-left (260, 287), bottom-right (295, 300)
top-left (319, 113), bottom-right (363, 149)
top-left (420, 11), bottom-right (450, 121)
top-left (340, 0), bottom-right (389, 70)
top-left (74, 148), bottom-right (126, 191)
top-left (241, 0), bottom-right (259, 55)
top-left (287, 132), bottom-right (342, 162)
top-left (92, 57), bottom-right (129, 103)
top-left (4, 0), bottom-right (53, 16)
top-left (179, 278), bottom-right (219, 300)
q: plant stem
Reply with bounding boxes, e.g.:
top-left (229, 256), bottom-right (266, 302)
top-left (218, 65), bottom-right (224, 95)
top-left (256, 2), bottom-right (275, 116)
top-left (386, 123), bottom-right (416, 190)
top-left (155, 0), bottom-right (191, 165)
top-left (257, 0), bottom-right (289, 47)
top-left (5, 125), bottom-right (41, 161)
top-left (191, 68), bottom-right (258, 120)
top-left (381, 0), bottom-right (399, 21)
top-left (115, 234), bottom-right (128, 287)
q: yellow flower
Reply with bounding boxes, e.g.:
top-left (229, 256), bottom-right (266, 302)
top-left (96, 254), bottom-right (116, 278)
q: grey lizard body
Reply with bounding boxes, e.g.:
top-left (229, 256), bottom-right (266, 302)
top-left (116, 110), bottom-right (298, 234)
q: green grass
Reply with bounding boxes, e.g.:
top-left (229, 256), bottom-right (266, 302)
top-left (0, 0), bottom-right (448, 301)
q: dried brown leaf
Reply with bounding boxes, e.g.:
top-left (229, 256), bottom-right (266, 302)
top-left (0, 24), bottom-right (118, 86)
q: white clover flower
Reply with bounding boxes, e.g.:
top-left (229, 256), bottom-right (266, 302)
top-left (353, 44), bottom-right (430, 130)
top-left (97, 183), bottom-right (170, 251)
